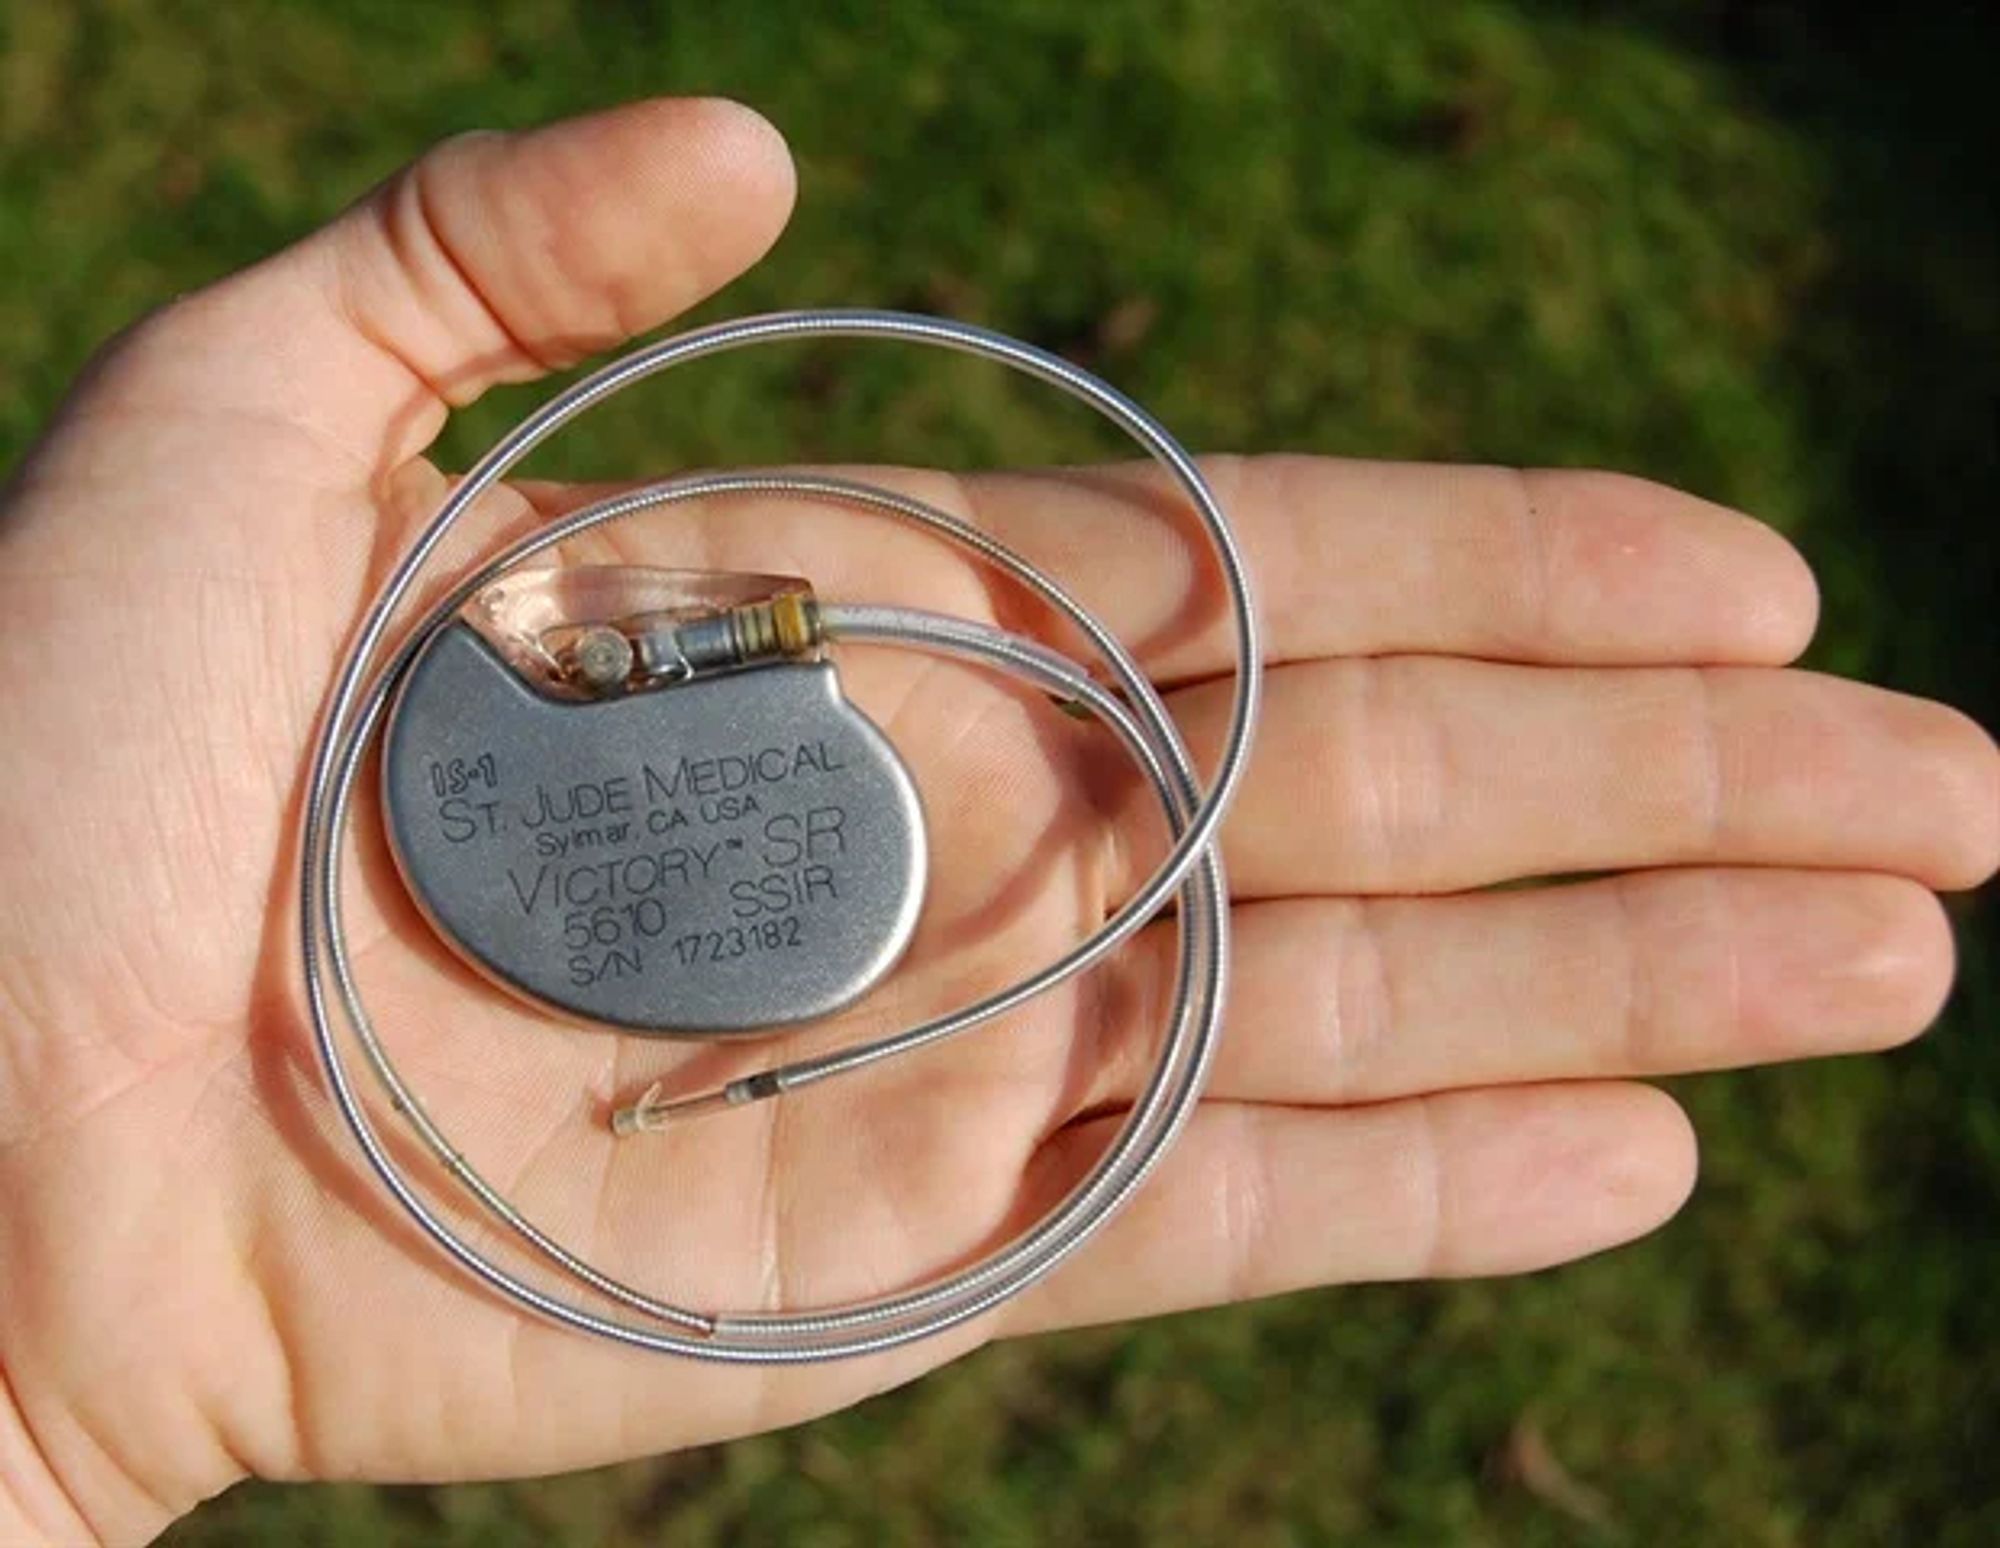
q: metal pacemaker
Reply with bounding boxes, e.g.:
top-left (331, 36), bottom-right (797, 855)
top-left (303, 312), bottom-right (1257, 1364)
top-left (381, 567), bottom-right (927, 1035)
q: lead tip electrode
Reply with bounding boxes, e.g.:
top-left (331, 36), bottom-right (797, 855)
top-left (609, 1080), bottom-right (752, 1134)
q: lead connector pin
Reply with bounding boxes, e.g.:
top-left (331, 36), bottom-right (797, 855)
top-left (568, 625), bottom-right (635, 693)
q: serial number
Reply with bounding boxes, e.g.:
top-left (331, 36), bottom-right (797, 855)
top-left (561, 903), bottom-right (805, 964)
top-left (670, 917), bottom-right (805, 965)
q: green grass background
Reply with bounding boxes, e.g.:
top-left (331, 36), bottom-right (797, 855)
top-left (3, 1), bottom-right (1996, 1542)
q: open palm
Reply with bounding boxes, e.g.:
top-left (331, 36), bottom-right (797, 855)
top-left (1, 100), bottom-right (1994, 1544)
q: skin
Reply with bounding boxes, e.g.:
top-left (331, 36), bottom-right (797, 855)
top-left (0, 97), bottom-right (1994, 1544)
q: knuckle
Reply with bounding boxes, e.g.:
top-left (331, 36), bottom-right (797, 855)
top-left (1320, 659), bottom-right (1449, 887)
top-left (1668, 669), bottom-right (1731, 856)
top-left (1451, 464), bottom-right (1557, 656)
top-left (1217, 1107), bottom-right (1277, 1303)
top-left (1607, 871), bottom-right (1671, 1070)
top-left (1324, 900), bottom-right (1393, 1094)
top-left (1406, 1096), bottom-right (1451, 1278)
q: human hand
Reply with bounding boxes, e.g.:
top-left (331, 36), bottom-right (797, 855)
top-left (1, 98), bottom-right (1994, 1544)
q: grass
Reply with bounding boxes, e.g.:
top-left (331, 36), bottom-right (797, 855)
top-left (3, 0), bottom-right (1996, 1541)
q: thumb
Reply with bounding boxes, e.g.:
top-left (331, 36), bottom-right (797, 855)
top-left (56, 97), bottom-right (797, 481)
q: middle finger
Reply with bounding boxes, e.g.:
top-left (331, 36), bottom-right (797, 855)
top-left (1104, 658), bottom-right (1998, 901)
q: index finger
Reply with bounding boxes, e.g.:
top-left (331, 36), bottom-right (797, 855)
top-left (964, 456), bottom-right (1820, 682)
top-left (515, 456), bottom-right (1820, 683)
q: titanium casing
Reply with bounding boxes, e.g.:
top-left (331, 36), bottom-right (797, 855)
top-left (381, 572), bottom-right (927, 1035)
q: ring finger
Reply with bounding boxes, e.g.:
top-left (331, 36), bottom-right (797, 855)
top-left (1061, 868), bottom-right (1954, 1119)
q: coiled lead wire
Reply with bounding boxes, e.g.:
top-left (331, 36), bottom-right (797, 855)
top-left (300, 312), bottom-right (1261, 1360)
